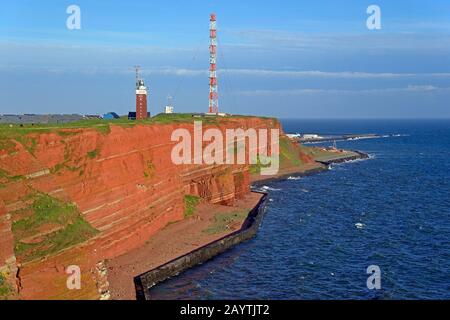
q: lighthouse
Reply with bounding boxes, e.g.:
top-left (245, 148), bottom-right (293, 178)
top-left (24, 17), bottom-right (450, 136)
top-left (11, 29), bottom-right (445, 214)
top-left (135, 66), bottom-right (148, 120)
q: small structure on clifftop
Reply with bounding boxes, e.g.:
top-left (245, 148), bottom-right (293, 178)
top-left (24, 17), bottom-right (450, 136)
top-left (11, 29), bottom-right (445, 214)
top-left (134, 66), bottom-right (149, 120)
top-left (103, 112), bottom-right (120, 120)
top-left (165, 95), bottom-right (174, 114)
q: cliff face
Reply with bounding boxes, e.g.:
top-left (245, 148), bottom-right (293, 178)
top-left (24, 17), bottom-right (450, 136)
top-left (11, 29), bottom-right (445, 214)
top-left (0, 117), bottom-right (314, 299)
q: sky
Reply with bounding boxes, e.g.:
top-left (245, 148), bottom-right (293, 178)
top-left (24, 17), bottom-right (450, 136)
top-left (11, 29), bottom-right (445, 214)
top-left (1, 0), bottom-right (450, 118)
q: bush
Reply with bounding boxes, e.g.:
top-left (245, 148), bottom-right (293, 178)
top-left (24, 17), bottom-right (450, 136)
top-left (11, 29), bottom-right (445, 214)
top-left (184, 195), bottom-right (200, 217)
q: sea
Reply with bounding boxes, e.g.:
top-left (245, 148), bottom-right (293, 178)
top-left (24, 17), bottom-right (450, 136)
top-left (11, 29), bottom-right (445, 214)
top-left (149, 119), bottom-right (450, 300)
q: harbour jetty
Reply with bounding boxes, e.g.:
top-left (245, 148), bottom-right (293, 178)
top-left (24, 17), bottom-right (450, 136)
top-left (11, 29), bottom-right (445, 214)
top-left (314, 150), bottom-right (370, 165)
top-left (287, 133), bottom-right (380, 144)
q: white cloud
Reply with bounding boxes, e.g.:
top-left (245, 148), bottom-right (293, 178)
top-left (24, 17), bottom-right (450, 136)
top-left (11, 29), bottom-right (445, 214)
top-left (235, 85), bottom-right (450, 96)
top-left (114, 67), bottom-right (450, 79)
top-left (226, 29), bottom-right (450, 52)
top-left (2, 64), bottom-right (450, 81)
top-left (405, 85), bottom-right (439, 91)
top-left (221, 69), bottom-right (415, 78)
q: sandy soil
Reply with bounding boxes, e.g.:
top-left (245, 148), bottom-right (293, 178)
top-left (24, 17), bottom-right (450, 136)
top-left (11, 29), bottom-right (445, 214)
top-left (106, 192), bottom-right (263, 300)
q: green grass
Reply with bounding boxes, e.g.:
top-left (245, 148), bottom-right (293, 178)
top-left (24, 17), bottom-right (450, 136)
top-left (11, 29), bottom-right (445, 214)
top-left (0, 114), bottom-right (274, 141)
top-left (0, 136), bottom-right (17, 154)
top-left (0, 118), bottom-right (113, 139)
top-left (87, 149), bottom-right (99, 159)
top-left (11, 193), bottom-right (99, 263)
top-left (202, 210), bottom-right (248, 235)
top-left (0, 273), bottom-right (12, 300)
top-left (56, 130), bottom-right (80, 137)
top-left (298, 144), bottom-right (354, 161)
top-left (248, 155), bottom-right (273, 175)
top-left (0, 168), bottom-right (24, 182)
top-left (279, 136), bottom-right (301, 167)
top-left (152, 113), bottom-right (196, 123)
top-left (249, 136), bottom-right (302, 175)
top-left (184, 195), bottom-right (200, 218)
top-left (13, 194), bottom-right (79, 238)
top-left (50, 163), bottom-right (64, 174)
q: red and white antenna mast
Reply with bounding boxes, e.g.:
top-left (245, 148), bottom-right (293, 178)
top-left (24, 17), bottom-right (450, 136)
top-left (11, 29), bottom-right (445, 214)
top-left (208, 13), bottom-right (218, 114)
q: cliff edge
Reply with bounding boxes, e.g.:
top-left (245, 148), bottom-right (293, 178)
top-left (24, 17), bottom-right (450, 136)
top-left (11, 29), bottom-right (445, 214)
top-left (0, 115), bottom-right (319, 299)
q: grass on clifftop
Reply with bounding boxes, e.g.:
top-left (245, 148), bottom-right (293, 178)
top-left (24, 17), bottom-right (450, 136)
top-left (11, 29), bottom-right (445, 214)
top-left (298, 144), bottom-right (355, 162)
top-left (0, 113), bottom-right (276, 135)
top-left (11, 193), bottom-right (99, 263)
top-left (184, 195), bottom-right (200, 218)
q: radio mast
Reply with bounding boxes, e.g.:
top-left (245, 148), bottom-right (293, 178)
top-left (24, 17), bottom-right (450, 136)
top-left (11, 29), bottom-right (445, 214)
top-left (208, 13), bottom-right (218, 114)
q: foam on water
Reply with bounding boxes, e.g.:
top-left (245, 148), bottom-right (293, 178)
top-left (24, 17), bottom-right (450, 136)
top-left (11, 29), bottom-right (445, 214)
top-left (149, 120), bottom-right (450, 300)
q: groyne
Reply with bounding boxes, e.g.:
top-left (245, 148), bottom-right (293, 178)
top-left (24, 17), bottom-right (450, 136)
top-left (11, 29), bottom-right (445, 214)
top-left (297, 134), bottom-right (379, 144)
top-left (134, 192), bottom-right (269, 300)
top-left (316, 150), bottom-right (369, 166)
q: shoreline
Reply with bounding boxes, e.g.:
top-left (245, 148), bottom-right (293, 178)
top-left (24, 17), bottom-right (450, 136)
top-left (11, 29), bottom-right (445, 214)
top-left (252, 150), bottom-right (369, 186)
top-left (106, 192), bottom-right (265, 300)
top-left (126, 150), bottom-right (369, 300)
top-left (134, 192), bottom-right (269, 300)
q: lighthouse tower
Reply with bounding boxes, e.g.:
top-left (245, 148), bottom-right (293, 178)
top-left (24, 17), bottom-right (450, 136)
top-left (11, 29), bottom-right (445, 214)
top-left (135, 66), bottom-right (148, 119)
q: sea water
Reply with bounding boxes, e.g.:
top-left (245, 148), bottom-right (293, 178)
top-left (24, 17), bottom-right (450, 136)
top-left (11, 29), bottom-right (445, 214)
top-left (149, 119), bottom-right (450, 300)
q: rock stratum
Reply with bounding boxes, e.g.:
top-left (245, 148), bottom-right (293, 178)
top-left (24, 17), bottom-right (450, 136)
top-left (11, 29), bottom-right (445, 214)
top-left (0, 116), bottom-right (318, 300)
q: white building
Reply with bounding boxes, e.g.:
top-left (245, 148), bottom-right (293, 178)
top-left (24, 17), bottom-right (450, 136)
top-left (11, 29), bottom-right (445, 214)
top-left (302, 134), bottom-right (322, 140)
top-left (165, 106), bottom-right (174, 114)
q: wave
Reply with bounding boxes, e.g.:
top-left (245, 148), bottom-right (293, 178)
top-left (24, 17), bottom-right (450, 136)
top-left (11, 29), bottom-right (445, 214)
top-left (261, 186), bottom-right (282, 191)
top-left (330, 154), bottom-right (375, 167)
top-left (392, 134), bottom-right (409, 137)
top-left (287, 176), bottom-right (302, 180)
top-left (355, 223), bottom-right (365, 229)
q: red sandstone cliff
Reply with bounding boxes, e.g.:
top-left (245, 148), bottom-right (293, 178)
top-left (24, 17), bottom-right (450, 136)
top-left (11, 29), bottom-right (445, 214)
top-left (0, 117), bottom-right (316, 299)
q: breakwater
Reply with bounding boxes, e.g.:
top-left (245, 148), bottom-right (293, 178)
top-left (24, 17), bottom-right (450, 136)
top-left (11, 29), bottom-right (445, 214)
top-left (134, 192), bottom-right (269, 300)
top-left (316, 150), bottom-right (369, 166)
top-left (297, 134), bottom-right (379, 144)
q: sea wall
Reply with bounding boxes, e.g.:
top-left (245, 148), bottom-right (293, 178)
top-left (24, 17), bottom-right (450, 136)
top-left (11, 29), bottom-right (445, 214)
top-left (134, 192), bottom-right (269, 300)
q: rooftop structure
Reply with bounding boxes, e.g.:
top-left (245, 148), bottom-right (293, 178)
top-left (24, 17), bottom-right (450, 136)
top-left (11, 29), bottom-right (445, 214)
top-left (0, 114), bottom-right (84, 124)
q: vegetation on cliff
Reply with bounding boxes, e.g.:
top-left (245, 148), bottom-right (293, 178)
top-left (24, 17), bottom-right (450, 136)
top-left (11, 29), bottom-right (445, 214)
top-left (249, 136), bottom-right (308, 175)
top-left (11, 193), bottom-right (98, 263)
top-left (0, 273), bottom-right (12, 300)
top-left (298, 144), bottom-right (356, 162)
top-left (184, 195), bottom-right (200, 218)
top-left (202, 209), bottom-right (249, 235)
top-left (0, 114), bottom-right (277, 138)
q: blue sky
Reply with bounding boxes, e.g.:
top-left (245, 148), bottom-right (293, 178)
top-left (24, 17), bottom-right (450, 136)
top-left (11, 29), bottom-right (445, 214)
top-left (1, 0), bottom-right (450, 118)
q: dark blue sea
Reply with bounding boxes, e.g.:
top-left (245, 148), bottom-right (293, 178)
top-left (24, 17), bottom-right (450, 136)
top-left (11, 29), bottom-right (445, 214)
top-left (150, 119), bottom-right (450, 300)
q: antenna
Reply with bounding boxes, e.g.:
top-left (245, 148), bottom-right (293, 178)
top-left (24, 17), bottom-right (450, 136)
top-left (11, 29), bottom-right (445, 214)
top-left (208, 13), bottom-right (218, 114)
top-left (134, 65), bottom-right (141, 87)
